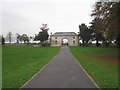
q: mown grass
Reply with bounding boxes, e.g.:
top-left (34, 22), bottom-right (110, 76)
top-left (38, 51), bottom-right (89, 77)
top-left (70, 47), bottom-right (119, 88)
top-left (0, 46), bottom-right (2, 89)
top-left (2, 46), bottom-right (60, 88)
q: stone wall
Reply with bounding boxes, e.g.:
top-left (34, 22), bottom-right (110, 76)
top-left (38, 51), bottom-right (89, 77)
top-left (50, 35), bottom-right (79, 46)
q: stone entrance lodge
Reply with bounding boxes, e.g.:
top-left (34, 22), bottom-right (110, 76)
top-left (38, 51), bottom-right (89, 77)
top-left (50, 32), bottom-right (79, 46)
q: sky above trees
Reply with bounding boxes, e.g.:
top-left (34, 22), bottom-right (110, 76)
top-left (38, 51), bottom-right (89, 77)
top-left (1, 0), bottom-right (97, 37)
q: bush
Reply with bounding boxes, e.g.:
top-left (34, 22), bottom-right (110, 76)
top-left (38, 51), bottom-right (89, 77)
top-left (102, 41), bottom-right (110, 47)
top-left (96, 43), bottom-right (101, 47)
top-left (2, 37), bottom-right (5, 45)
top-left (40, 42), bottom-right (50, 47)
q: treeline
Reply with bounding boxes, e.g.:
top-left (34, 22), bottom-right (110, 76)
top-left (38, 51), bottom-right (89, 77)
top-left (1, 2), bottom-right (120, 48)
top-left (79, 1), bottom-right (120, 47)
top-left (0, 32), bottom-right (32, 44)
top-left (0, 24), bottom-right (49, 46)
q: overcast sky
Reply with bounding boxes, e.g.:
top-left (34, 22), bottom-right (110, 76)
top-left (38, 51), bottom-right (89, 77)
top-left (0, 0), bottom-right (96, 37)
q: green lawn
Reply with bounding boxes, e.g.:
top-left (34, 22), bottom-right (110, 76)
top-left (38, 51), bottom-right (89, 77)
top-left (2, 46), bottom-right (60, 88)
top-left (0, 46), bottom-right (2, 90)
top-left (70, 47), bottom-right (119, 88)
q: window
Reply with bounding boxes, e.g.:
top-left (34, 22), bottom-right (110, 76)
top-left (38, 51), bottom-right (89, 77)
top-left (73, 37), bottom-right (75, 39)
top-left (55, 41), bottom-right (57, 44)
top-left (73, 41), bottom-right (75, 44)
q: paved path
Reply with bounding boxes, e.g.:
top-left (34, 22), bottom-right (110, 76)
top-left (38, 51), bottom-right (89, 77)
top-left (22, 46), bottom-right (98, 88)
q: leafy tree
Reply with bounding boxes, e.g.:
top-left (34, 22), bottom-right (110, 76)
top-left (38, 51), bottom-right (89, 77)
top-left (91, 1), bottom-right (120, 41)
top-left (34, 34), bottom-right (38, 41)
top-left (89, 19), bottom-right (105, 47)
top-left (37, 30), bottom-right (49, 42)
top-left (29, 36), bottom-right (33, 40)
top-left (16, 33), bottom-right (21, 43)
top-left (29, 36), bottom-right (33, 43)
top-left (35, 24), bottom-right (49, 46)
top-left (95, 33), bottom-right (105, 47)
top-left (20, 34), bottom-right (29, 43)
top-left (115, 35), bottom-right (120, 47)
top-left (0, 35), bottom-right (1, 44)
top-left (2, 35), bottom-right (5, 45)
top-left (79, 23), bottom-right (93, 46)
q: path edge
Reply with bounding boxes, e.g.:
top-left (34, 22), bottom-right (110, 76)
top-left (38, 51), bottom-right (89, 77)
top-left (20, 47), bottom-right (61, 88)
top-left (69, 47), bottom-right (100, 88)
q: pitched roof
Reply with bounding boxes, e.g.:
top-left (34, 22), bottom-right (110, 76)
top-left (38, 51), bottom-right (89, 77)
top-left (52, 32), bottom-right (78, 36)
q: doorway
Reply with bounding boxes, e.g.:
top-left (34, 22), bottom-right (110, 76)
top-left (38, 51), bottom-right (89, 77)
top-left (62, 38), bottom-right (69, 46)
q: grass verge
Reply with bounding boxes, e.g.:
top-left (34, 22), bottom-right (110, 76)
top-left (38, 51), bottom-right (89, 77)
top-left (0, 46), bottom-right (2, 90)
top-left (70, 47), bottom-right (118, 88)
top-left (2, 46), bottom-right (60, 88)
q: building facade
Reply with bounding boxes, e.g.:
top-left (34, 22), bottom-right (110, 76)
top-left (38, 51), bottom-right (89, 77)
top-left (50, 32), bottom-right (79, 46)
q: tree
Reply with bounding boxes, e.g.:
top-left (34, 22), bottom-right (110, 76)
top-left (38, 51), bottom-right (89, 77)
top-left (37, 30), bottom-right (49, 42)
top-left (34, 34), bottom-right (38, 41)
top-left (0, 35), bottom-right (2, 44)
top-left (89, 19), bottom-right (105, 47)
top-left (35, 24), bottom-right (49, 46)
top-left (20, 34), bottom-right (29, 43)
top-left (2, 35), bottom-right (5, 45)
top-left (91, 1), bottom-right (120, 41)
top-left (7, 32), bottom-right (12, 43)
top-left (29, 36), bottom-right (33, 40)
top-left (79, 23), bottom-right (93, 46)
top-left (115, 35), bottom-right (120, 47)
top-left (29, 36), bottom-right (33, 43)
top-left (16, 33), bottom-right (21, 43)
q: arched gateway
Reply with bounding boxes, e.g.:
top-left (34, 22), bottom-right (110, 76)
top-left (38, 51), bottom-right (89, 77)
top-left (50, 32), bottom-right (79, 46)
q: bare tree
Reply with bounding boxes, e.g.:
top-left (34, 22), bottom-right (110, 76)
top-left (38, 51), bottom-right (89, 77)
top-left (7, 32), bottom-right (12, 43)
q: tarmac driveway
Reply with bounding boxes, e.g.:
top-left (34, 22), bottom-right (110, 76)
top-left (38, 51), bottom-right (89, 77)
top-left (22, 46), bottom-right (98, 88)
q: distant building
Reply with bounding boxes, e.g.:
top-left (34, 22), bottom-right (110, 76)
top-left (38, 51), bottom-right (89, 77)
top-left (50, 32), bottom-right (79, 46)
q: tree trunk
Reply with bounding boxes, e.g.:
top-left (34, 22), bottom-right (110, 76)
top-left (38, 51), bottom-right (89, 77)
top-left (82, 39), bottom-right (85, 45)
top-left (96, 39), bottom-right (98, 44)
top-left (96, 39), bottom-right (100, 47)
